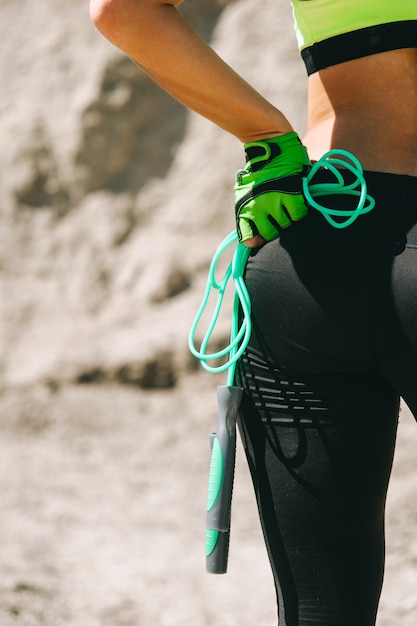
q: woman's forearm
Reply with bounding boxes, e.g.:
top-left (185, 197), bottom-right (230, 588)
top-left (89, 0), bottom-right (293, 142)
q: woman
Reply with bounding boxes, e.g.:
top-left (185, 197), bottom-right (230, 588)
top-left (90, 1), bottom-right (417, 623)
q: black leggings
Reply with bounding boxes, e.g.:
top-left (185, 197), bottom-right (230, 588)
top-left (235, 171), bottom-right (417, 626)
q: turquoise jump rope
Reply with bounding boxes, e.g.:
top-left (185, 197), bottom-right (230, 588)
top-left (188, 150), bottom-right (375, 574)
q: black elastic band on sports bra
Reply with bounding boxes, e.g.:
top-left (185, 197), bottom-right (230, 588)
top-left (301, 20), bottom-right (417, 75)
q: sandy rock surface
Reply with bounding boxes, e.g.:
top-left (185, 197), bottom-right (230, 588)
top-left (1, 0), bottom-right (416, 624)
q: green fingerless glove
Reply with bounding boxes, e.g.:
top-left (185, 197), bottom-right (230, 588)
top-left (235, 131), bottom-right (311, 242)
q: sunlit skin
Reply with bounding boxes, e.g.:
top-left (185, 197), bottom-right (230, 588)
top-left (305, 48), bottom-right (417, 177)
top-left (90, 0), bottom-right (417, 246)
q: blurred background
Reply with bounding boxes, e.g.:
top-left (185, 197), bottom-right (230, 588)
top-left (0, 0), bottom-right (416, 623)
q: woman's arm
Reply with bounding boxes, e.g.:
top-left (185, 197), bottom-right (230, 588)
top-left (89, 0), bottom-right (293, 142)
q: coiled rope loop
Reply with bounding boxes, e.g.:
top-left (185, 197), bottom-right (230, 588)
top-left (303, 149), bottom-right (375, 228)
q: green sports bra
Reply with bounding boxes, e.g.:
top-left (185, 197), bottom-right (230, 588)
top-left (291, 0), bottom-right (417, 74)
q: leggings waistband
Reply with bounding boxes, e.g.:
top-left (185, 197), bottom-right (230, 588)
top-left (363, 171), bottom-right (417, 209)
top-left (311, 168), bottom-right (417, 209)
top-left (305, 168), bottom-right (417, 248)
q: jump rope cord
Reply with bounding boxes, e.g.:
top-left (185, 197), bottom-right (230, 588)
top-left (188, 230), bottom-right (251, 386)
top-left (188, 149), bottom-right (375, 381)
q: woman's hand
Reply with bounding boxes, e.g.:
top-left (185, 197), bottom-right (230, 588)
top-left (235, 133), bottom-right (311, 246)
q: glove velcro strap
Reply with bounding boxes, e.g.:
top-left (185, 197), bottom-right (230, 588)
top-left (235, 173), bottom-right (304, 213)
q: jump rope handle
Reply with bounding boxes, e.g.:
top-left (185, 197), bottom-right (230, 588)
top-left (206, 385), bottom-right (242, 574)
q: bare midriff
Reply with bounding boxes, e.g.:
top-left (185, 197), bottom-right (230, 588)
top-left (303, 48), bottom-right (417, 176)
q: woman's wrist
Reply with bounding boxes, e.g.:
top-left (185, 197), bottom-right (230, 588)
top-left (238, 126), bottom-right (294, 143)
top-left (236, 113), bottom-right (294, 143)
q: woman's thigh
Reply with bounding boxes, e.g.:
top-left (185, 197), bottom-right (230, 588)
top-left (236, 352), bottom-right (399, 625)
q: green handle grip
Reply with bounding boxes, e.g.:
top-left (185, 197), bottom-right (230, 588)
top-left (206, 527), bottom-right (231, 575)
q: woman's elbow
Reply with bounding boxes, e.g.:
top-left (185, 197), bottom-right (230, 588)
top-left (89, 0), bottom-right (124, 38)
top-left (89, 0), bottom-right (108, 26)
top-left (90, 0), bottom-right (183, 36)
top-left (89, 0), bottom-right (145, 39)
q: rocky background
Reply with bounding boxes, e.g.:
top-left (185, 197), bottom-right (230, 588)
top-left (0, 0), bottom-right (416, 624)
